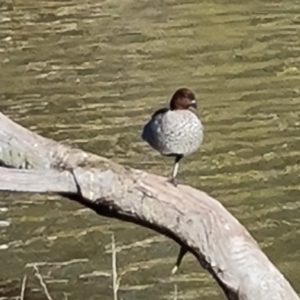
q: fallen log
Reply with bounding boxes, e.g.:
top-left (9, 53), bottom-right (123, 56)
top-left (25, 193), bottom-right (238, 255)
top-left (0, 112), bottom-right (298, 300)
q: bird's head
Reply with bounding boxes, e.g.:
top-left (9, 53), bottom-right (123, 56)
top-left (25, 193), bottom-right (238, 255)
top-left (169, 88), bottom-right (197, 110)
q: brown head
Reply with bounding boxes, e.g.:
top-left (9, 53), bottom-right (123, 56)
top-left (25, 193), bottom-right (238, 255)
top-left (169, 88), bottom-right (197, 110)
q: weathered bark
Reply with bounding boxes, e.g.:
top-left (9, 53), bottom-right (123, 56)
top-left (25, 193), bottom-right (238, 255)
top-left (0, 112), bottom-right (298, 300)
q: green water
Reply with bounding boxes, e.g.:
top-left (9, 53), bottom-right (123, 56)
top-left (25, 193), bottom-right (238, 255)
top-left (0, 0), bottom-right (300, 299)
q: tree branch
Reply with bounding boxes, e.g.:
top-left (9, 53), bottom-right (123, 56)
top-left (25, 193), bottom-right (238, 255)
top-left (0, 168), bottom-right (76, 193)
top-left (0, 112), bottom-right (298, 300)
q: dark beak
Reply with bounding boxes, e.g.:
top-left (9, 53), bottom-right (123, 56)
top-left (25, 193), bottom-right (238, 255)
top-left (189, 99), bottom-right (197, 109)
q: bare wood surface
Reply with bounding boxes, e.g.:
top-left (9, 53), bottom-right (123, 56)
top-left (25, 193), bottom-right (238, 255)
top-left (0, 111), bottom-right (298, 300)
top-left (0, 168), bottom-right (76, 193)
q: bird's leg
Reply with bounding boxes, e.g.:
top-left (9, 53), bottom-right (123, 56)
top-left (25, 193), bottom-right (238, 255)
top-left (167, 154), bottom-right (187, 271)
top-left (168, 155), bottom-right (183, 187)
top-left (171, 245), bottom-right (188, 274)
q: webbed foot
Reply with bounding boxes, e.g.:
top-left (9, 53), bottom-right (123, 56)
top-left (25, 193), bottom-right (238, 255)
top-left (168, 177), bottom-right (178, 187)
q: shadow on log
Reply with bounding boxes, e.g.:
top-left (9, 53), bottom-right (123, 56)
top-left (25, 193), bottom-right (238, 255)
top-left (0, 112), bottom-right (298, 300)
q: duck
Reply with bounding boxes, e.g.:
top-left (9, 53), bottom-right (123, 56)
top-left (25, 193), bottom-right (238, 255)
top-left (141, 87), bottom-right (204, 274)
top-left (142, 87), bottom-right (203, 187)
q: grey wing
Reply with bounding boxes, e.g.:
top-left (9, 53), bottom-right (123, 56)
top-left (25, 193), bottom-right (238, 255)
top-left (141, 119), bottom-right (161, 150)
top-left (142, 109), bottom-right (167, 151)
top-left (141, 120), bottom-right (152, 142)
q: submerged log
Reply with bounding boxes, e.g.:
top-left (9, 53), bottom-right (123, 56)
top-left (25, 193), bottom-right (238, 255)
top-left (0, 112), bottom-right (298, 300)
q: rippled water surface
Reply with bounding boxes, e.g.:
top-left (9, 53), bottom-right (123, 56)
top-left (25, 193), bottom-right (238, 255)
top-left (1, 0), bottom-right (300, 299)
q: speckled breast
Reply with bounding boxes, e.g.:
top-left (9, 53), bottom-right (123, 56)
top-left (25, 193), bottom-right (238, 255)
top-left (142, 110), bottom-right (203, 156)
